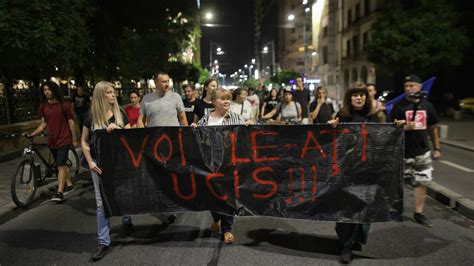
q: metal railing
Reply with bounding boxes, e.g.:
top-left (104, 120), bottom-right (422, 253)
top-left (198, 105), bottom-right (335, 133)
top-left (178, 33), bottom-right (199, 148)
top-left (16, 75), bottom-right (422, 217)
top-left (0, 87), bottom-right (41, 125)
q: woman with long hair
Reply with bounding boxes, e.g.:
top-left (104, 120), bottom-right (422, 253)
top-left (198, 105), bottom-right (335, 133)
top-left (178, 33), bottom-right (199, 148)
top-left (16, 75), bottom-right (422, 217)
top-left (81, 81), bottom-right (132, 262)
top-left (309, 86), bottom-right (334, 123)
top-left (328, 81), bottom-right (384, 264)
top-left (231, 87), bottom-right (255, 124)
top-left (260, 88), bottom-right (280, 120)
top-left (192, 88), bottom-right (245, 244)
top-left (124, 90), bottom-right (141, 128)
top-left (194, 78), bottom-right (218, 122)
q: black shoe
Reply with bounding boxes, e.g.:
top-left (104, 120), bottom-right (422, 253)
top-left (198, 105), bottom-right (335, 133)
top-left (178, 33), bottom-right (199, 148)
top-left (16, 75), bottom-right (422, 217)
top-left (121, 223), bottom-right (133, 237)
top-left (352, 242), bottom-right (362, 251)
top-left (64, 185), bottom-right (74, 194)
top-left (51, 192), bottom-right (64, 203)
top-left (340, 248), bottom-right (352, 264)
top-left (414, 213), bottom-right (433, 228)
top-left (167, 213), bottom-right (177, 224)
top-left (91, 245), bottom-right (110, 262)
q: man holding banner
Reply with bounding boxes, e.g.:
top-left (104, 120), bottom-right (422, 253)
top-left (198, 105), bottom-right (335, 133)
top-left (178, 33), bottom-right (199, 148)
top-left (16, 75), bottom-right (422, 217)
top-left (137, 71), bottom-right (188, 224)
top-left (391, 74), bottom-right (441, 228)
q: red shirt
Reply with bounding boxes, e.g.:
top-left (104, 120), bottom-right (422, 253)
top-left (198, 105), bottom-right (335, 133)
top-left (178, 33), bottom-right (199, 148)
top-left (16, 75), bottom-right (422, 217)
top-left (40, 101), bottom-right (74, 148)
top-left (125, 105), bottom-right (140, 126)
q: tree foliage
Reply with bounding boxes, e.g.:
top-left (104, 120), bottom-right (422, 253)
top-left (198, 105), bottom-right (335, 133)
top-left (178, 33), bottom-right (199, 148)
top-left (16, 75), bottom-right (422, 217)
top-left (270, 70), bottom-right (299, 85)
top-left (366, 0), bottom-right (470, 75)
top-left (0, 0), bottom-right (93, 83)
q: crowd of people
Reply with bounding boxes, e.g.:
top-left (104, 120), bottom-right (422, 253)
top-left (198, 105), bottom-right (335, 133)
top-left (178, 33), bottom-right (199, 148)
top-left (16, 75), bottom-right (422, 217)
top-left (30, 72), bottom-right (442, 263)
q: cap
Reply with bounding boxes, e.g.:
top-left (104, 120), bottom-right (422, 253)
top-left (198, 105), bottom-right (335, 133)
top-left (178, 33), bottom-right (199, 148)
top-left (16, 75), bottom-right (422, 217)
top-left (404, 74), bottom-right (421, 83)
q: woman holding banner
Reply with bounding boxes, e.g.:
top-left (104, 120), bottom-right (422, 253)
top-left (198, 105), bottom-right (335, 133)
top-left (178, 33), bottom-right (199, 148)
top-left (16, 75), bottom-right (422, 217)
top-left (262, 87), bottom-right (302, 125)
top-left (81, 81), bottom-right (132, 262)
top-left (192, 88), bottom-right (245, 244)
top-left (328, 81), bottom-right (384, 264)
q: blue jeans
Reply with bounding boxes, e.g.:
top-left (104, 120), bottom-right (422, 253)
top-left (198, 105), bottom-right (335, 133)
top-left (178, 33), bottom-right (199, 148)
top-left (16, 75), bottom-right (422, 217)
top-left (91, 170), bottom-right (131, 246)
top-left (211, 211), bottom-right (234, 233)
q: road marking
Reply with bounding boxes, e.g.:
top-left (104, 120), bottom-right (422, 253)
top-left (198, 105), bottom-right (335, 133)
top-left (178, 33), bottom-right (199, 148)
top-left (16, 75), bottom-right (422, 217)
top-left (439, 160), bottom-right (474, 173)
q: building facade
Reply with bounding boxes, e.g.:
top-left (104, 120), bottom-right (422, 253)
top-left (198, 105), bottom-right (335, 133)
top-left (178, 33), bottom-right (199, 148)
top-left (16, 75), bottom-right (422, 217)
top-left (315, 0), bottom-right (383, 101)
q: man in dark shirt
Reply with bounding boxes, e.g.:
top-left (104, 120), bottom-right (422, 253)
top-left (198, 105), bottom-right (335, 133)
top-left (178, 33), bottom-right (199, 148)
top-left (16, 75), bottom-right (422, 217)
top-left (182, 84), bottom-right (198, 124)
top-left (71, 85), bottom-right (90, 133)
top-left (31, 81), bottom-right (77, 203)
top-left (391, 74), bottom-right (441, 228)
top-left (294, 76), bottom-right (311, 124)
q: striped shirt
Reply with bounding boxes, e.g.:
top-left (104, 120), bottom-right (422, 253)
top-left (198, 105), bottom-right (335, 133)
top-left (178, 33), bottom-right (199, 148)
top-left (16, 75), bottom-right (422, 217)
top-left (197, 111), bottom-right (245, 126)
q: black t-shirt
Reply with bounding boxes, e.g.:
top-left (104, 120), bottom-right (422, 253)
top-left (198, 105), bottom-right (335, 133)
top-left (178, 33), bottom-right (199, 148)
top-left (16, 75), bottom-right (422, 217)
top-left (83, 110), bottom-right (129, 159)
top-left (293, 88), bottom-right (310, 118)
top-left (336, 110), bottom-right (380, 123)
top-left (72, 93), bottom-right (90, 114)
top-left (390, 98), bottom-right (439, 158)
top-left (263, 98), bottom-right (279, 118)
top-left (310, 101), bottom-right (334, 123)
top-left (183, 98), bottom-right (198, 124)
top-left (193, 99), bottom-right (214, 120)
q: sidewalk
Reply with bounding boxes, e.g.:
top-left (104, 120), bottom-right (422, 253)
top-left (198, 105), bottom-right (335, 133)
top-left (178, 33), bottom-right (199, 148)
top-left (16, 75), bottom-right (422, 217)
top-left (0, 153), bottom-right (90, 215)
top-left (428, 114), bottom-right (474, 219)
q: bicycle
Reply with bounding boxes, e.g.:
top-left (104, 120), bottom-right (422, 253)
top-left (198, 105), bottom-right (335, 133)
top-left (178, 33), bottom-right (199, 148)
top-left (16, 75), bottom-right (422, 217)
top-left (10, 133), bottom-right (80, 208)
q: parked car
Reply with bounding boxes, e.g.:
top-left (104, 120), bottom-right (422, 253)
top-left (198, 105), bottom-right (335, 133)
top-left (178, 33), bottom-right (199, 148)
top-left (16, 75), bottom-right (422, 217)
top-left (459, 97), bottom-right (474, 113)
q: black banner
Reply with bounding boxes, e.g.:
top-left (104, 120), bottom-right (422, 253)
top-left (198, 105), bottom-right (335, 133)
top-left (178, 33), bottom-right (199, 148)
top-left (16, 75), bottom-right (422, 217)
top-left (96, 123), bottom-right (404, 223)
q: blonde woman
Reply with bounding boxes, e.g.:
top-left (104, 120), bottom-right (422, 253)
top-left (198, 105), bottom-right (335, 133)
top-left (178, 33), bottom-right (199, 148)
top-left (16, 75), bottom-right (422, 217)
top-left (81, 81), bottom-right (132, 262)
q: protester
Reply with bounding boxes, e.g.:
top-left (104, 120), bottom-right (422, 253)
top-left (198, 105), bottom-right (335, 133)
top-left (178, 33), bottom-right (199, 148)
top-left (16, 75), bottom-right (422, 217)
top-left (294, 76), bottom-right (311, 124)
top-left (262, 87), bottom-right (302, 124)
top-left (137, 71), bottom-right (187, 223)
top-left (192, 88), bottom-right (245, 244)
top-left (80, 81), bottom-right (133, 262)
top-left (391, 74), bottom-right (441, 228)
top-left (194, 78), bottom-right (218, 122)
top-left (124, 90), bottom-right (141, 128)
top-left (231, 87), bottom-right (255, 125)
top-left (260, 88), bottom-right (280, 121)
top-left (309, 86), bottom-right (334, 123)
top-left (31, 81), bottom-right (77, 202)
top-left (71, 85), bottom-right (90, 133)
top-left (367, 83), bottom-right (386, 122)
top-left (182, 84), bottom-right (198, 124)
top-left (137, 71), bottom-right (188, 127)
top-left (328, 81), bottom-right (384, 264)
top-left (246, 87), bottom-right (260, 121)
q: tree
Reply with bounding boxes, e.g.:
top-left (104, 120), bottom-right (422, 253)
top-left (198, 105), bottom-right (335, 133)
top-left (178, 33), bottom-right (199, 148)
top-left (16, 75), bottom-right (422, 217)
top-left (0, 0), bottom-right (93, 84)
top-left (366, 0), bottom-right (470, 76)
top-left (270, 70), bottom-right (299, 85)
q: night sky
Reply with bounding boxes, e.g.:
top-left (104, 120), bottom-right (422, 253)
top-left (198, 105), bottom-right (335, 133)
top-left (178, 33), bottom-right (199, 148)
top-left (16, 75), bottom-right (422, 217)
top-left (200, 0), bottom-right (255, 75)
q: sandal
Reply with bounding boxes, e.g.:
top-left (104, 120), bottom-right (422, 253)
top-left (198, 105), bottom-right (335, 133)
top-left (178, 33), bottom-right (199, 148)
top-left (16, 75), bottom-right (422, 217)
top-left (223, 232), bottom-right (234, 244)
top-left (211, 222), bottom-right (220, 233)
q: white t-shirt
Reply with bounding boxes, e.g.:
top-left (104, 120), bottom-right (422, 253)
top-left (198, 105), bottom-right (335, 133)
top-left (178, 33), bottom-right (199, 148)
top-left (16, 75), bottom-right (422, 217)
top-left (207, 115), bottom-right (225, 126)
top-left (231, 101), bottom-right (254, 122)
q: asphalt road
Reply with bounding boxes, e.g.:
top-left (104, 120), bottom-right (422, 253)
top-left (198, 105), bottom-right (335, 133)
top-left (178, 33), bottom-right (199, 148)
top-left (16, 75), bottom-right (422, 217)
top-left (433, 144), bottom-right (474, 200)
top-left (0, 183), bottom-right (473, 265)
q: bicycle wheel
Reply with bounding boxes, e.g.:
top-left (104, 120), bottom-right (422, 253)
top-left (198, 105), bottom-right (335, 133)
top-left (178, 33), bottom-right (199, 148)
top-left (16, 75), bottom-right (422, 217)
top-left (11, 160), bottom-right (37, 208)
top-left (66, 147), bottom-right (80, 176)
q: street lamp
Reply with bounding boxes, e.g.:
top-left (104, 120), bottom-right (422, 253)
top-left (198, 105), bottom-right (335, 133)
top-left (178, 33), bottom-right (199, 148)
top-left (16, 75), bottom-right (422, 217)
top-left (209, 41), bottom-right (224, 75)
top-left (261, 40), bottom-right (276, 76)
top-left (288, 3), bottom-right (310, 77)
top-left (204, 12), bottom-right (213, 20)
top-left (288, 14), bottom-right (295, 21)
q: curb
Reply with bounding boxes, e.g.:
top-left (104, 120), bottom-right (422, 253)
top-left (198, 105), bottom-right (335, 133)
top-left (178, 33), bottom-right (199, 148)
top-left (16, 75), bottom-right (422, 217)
top-left (440, 139), bottom-right (474, 152)
top-left (426, 181), bottom-right (474, 220)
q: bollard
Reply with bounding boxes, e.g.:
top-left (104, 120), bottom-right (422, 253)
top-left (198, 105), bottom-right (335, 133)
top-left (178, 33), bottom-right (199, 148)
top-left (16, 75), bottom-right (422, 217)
top-left (438, 124), bottom-right (448, 139)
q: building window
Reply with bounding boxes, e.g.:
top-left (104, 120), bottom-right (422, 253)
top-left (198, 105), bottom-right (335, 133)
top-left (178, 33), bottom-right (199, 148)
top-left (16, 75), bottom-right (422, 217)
top-left (355, 4), bottom-right (361, 21)
top-left (322, 46), bottom-right (328, 64)
top-left (328, 75), bottom-right (334, 85)
top-left (352, 68), bottom-right (358, 82)
top-left (361, 66), bottom-right (368, 83)
top-left (362, 31), bottom-right (369, 51)
top-left (364, 0), bottom-right (370, 17)
top-left (347, 9), bottom-right (352, 27)
top-left (346, 39), bottom-right (351, 57)
top-left (353, 35), bottom-right (359, 59)
top-left (323, 26), bottom-right (328, 38)
top-left (344, 69), bottom-right (350, 88)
